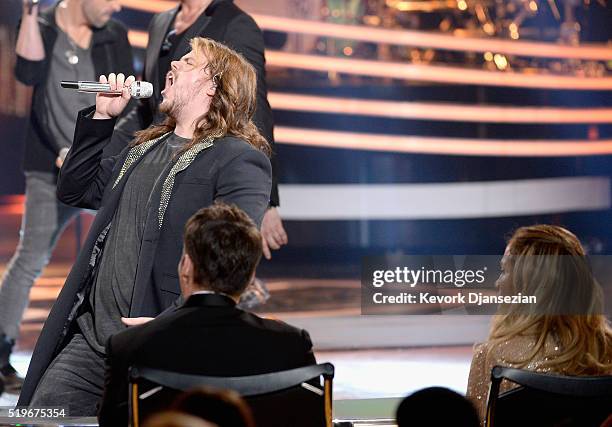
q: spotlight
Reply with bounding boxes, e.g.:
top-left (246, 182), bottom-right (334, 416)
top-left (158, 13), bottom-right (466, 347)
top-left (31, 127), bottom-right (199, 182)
top-left (493, 54), bottom-right (509, 70)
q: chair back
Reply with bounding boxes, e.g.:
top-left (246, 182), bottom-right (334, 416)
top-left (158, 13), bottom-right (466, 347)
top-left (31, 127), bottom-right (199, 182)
top-left (486, 365), bottom-right (612, 427)
top-left (128, 363), bottom-right (334, 427)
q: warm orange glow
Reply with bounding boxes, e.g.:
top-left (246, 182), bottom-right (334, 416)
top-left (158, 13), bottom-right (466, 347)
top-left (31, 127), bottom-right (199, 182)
top-left (389, 0), bottom-right (458, 12)
top-left (127, 30), bottom-right (612, 89)
top-left (265, 51), bottom-right (612, 90)
top-left (120, 1), bottom-right (612, 61)
top-left (268, 93), bottom-right (612, 123)
top-left (482, 23), bottom-right (495, 35)
top-left (128, 30), bottom-right (148, 49)
top-left (493, 53), bottom-right (508, 70)
top-left (253, 14), bottom-right (612, 61)
top-left (119, 0), bottom-right (174, 13)
top-left (274, 126), bottom-right (612, 156)
top-left (0, 195), bottom-right (25, 215)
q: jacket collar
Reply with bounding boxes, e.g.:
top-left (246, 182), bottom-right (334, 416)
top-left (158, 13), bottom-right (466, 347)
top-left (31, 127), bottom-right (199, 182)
top-left (182, 293), bottom-right (237, 309)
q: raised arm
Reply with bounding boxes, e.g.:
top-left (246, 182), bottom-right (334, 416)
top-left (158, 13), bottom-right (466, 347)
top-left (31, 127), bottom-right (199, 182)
top-left (57, 73), bottom-right (135, 209)
top-left (15, 0), bottom-right (46, 85)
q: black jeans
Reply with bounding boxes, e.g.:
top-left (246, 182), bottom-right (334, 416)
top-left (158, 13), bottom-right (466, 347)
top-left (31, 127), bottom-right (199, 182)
top-left (29, 333), bottom-right (105, 416)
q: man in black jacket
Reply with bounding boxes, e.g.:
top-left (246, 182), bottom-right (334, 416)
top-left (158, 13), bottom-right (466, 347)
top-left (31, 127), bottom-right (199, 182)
top-left (19, 38), bottom-right (272, 415)
top-left (0, 0), bottom-right (133, 394)
top-left (113, 0), bottom-right (288, 264)
top-left (98, 203), bottom-right (315, 426)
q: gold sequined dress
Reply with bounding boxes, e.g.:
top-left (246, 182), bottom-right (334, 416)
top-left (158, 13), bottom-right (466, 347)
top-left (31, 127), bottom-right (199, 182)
top-left (466, 335), bottom-right (563, 424)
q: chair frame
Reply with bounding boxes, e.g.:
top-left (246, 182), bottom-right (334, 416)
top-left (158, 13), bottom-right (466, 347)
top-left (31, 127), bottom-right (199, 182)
top-left (485, 365), bottom-right (612, 427)
top-left (128, 363), bottom-right (335, 427)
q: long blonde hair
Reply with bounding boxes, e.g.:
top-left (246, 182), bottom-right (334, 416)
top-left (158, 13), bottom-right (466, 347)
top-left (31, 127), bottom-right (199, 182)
top-left (489, 224), bottom-right (612, 375)
top-left (132, 37), bottom-right (270, 155)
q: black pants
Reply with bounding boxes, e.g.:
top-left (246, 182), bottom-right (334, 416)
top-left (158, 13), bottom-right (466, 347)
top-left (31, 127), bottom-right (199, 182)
top-left (29, 333), bottom-right (105, 416)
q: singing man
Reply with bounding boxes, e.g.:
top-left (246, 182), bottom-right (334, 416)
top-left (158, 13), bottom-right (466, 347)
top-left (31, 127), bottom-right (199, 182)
top-left (18, 37), bottom-right (272, 416)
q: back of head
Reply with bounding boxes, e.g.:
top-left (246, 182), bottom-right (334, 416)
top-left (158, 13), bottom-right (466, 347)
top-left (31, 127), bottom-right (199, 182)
top-left (144, 411), bottom-right (219, 427)
top-left (491, 224), bottom-right (612, 375)
top-left (170, 387), bottom-right (255, 427)
top-left (183, 203), bottom-right (262, 297)
top-left (396, 387), bottom-right (479, 427)
top-left (501, 224), bottom-right (598, 315)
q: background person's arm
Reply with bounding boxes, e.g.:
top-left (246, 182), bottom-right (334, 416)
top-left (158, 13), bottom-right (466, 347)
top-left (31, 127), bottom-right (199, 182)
top-left (14, 0), bottom-right (46, 85)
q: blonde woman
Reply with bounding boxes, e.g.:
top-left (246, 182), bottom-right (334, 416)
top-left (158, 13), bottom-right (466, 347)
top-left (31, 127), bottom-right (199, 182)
top-left (466, 224), bottom-right (612, 422)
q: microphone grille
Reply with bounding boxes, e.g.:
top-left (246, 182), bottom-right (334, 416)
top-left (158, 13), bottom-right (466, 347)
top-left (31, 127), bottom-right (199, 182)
top-left (130, 81), bottom-right (154, 99)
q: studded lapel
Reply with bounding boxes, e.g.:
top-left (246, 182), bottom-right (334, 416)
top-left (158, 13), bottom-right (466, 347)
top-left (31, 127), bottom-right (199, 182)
top-left (157, 135), bottom-right (217, 228)
top-left (112, 132), bottom-right (171, 189)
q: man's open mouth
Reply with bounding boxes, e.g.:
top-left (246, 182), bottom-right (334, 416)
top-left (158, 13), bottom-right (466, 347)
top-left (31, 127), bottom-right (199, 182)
top-left (164, 72), bottom-right (175, 90)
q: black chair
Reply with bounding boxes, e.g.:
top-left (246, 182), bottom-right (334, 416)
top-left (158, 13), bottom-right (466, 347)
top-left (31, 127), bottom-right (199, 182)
top-left (486, 365), bottom-right (612, 427)
top-left (128, 363), bottom-right (334, 427)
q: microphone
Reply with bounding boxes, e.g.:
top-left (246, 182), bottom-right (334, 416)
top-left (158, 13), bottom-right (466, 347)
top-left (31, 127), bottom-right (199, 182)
top-left (60, 80), bottom-right (153, 99)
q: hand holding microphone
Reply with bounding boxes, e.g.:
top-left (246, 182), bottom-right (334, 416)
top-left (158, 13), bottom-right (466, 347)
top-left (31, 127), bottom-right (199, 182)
top-left (60, 73), bottom-right (152, 119)
top-left (93, 73), bottom-right (135, 120)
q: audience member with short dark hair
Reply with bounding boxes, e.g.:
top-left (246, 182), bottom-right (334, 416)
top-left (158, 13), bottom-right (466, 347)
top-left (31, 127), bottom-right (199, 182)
top-left (143, 412), bottom-right (218, 427)
top-left (396, 387), bottom-right (479, 427)
top-left (98, 203), bottom-right (316, 426)
top-left (466, 224), bottom-right (612, 422)
top-left (170, 387), bottom-right (255, 427)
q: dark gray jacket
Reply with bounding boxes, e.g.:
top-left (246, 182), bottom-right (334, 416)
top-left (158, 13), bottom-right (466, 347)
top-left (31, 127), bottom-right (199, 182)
top-left (17, 106), bottom-right (271, 405)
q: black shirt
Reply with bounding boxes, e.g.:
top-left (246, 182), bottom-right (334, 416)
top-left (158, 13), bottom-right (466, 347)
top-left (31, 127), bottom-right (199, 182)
top-left (77, 133), bottom-right (191, 353)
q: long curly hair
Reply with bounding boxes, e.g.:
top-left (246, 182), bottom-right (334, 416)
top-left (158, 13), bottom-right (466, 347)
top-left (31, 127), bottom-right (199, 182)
top-left (131, 37), bottom-right (270, 156)
top-left (489, 224), bottom-right (612, 375)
